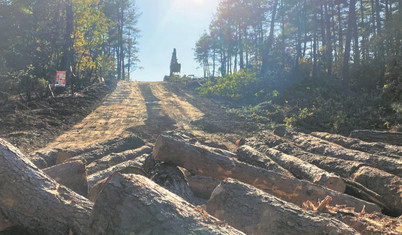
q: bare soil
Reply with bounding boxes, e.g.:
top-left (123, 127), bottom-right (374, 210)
top-left (0, 81), bottom-right (253, 154)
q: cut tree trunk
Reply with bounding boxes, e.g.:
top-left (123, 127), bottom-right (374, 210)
top-left (43, 159), bottom-right (88, 197)
top-left (0, 138), bottom-right (93, 235)
top-left (236, 145), bottom-right (293, 177)
top-left (312, 132), bottom-right (402, 159)
top-left (88, 173), bottom-right (244, 235)
top-left (30, 135), bottom-right (145, 167)
top-left (238, 145), bottom-right (346, 192)
top-left (350, 130), bottom-right (402, 146)
top-left (87, 145), bottom-right (152, 175)
top-left (284, 130), bottom-right (402, 177)
top-left (207, 179), bottom-right (357, 235)
top-left (352, 166), bottom-right (402, 216)
top-left (87, 154), bottom-right (149, 188)
top-left (153, 133), bottom-right (380, 213)
top-left (88, 167), bottom-right (147, 202)
top-left (272, 142), bottom-right (401, 216)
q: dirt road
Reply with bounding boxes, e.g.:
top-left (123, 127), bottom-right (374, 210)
top-left (42, 81), bottom-right (250, 152)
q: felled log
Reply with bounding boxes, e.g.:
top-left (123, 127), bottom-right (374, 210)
top-left (242, 145), bottom-right (346, 193)
top-left (30, 134), bottom-right (145, 167)
top-left (350, 130), bottom-right (402, 146)
top-left (207, 179), bottom-right (357, 235)
top-left (87, 154), bottom-right (149, 188)
top-left (272, 142), bottom-right (401, 215)
top-left (0, 138), bottom-right (93, 234)
top-left (353, 166), bottom-right (402, 216)
top-left (153, 133), bottom-right (380, 213)
top-left (43, 159), bottom-right (88, 197)
top-left (312, 132), bottom-right (402, 159)
top-left (88, 167), bottom-right (146, 202)
top-left (88, 173), bottom-right (244, 235)
top-left (238, 145), bottom-right (345, 192)
top-left (28, 155), bottom-right (47, 168)
top-left (283, 130), bottom-right (402, 177)
top-left (87, 145), bottom-right (152, 175)
top-left (236, 145), bottom-right (293, 177)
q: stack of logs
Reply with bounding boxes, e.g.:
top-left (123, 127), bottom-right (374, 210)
top-left (0, 129), bottom-right (401, 234)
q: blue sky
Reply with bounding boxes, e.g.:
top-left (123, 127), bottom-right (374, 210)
top-left (131, 0), bottom-right (218, 81)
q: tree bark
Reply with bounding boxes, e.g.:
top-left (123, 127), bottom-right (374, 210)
top-left (283, 130), bottom-right (402, 177)
top-left (88, 173), bottom-right (244, 235)
top-left (240, 145), bottom-right (346, 193)
top-left (207, 179), bottom-right (357, 235)
top-left (43, 159), bottom-right (88, 197)
top-left (350, 130), bottom-right (402, 147)
top-left (271, 142), bottom-right (401, 216)
top-left (311, 132), bottom-right (402, 159)
top-left (87, 154), bottom-right (149, 188)
top-left (0, 138), bottom-right (93, 234)
top-left (342, 0), bottom-right (355, 87)
top-left (30, 135), bottom-right (145, 167)
top-left (236, 145), bottom-right (293, 177)
top-left (87, 145), bottom-right (152, 175)
top-left (153, 133), bottom-right (380, 213)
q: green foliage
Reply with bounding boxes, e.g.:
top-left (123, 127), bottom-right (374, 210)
top-left (197, 70), bottom-right (260, 99)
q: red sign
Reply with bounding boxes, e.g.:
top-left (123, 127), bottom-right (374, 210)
top-left (55, 71), bottom-right (66, 87)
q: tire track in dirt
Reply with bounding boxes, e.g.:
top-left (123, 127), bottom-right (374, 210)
top-left (40, 81), bottom-right (244, 152)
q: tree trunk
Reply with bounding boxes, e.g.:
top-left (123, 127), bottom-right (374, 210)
top-left (236, 145), bottom-right (293, 177)
top-left (43, 160), bottom-right (88, 197)
top-left (207, 179), bottom-right (357, 235)
top-left (271, 142), bottom-right (401, 216)
top-left (88, 173), bottom-right (244, 235)
top-left (350, 130), bottom-right (402, 146)
top-left (153, 133), bottom-right (380, 213)
top-left (311, 132), bottom-right (402, 159)
top-left (87, 145), bottom-right (152, 175)
top-left (0, 139), bottom-right (92, 234)
top-left (283, 130), bottom-right (402, 177)
top-left (87, 154), bottom-right (149, 188)
top-left (30, 135), bottom-right (145, 167)
top-left (241, 146), bottom-right (346, 193)
top-left (342, 0), bottom-right (355, 87)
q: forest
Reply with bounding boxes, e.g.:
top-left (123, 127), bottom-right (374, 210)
top-left (0, 0), bottom-right (139, 98)
top-left (195, 0), bottom-right (402, 134)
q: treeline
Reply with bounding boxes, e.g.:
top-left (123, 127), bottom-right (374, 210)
top-left (195, 0), bottom-right (401, 91)
top-left (0, 0), bottom-right (139, 100)
top-left (195, 0), bottom-right (401, 132)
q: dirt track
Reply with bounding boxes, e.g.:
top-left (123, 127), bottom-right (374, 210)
top-left (41, 81), bottom-right (248, 152)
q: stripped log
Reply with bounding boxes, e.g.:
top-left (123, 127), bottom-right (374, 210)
top-left (0, 138), bottom-right (93, 234)
top-left (207, 179), bottom-right (357, 235)
top-left (312, 132), bottom-right (402, 159)
top-left (350, 130), bottom-right (402, 146)
top-left (153, 133), bottom-right (380, 213)
top-left (88, 173), bottom-right (244, 235)
top-left (87, 145), bottom-right (152, 175)
top-left (43, 159), bottom-right (88, 197)
top-left (30, 135), bottom-right (145, 167)
top-left (271, 142), bottom-right (401, 216)
top-left (87, 154), bottom-right (149, 188)
top-left (236, 145), bottom-right (293, 177)
top-left (283, 130), bottom-right (402, 177)
top-left (239, 145), bottom-right (346, 193)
